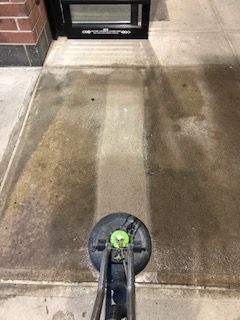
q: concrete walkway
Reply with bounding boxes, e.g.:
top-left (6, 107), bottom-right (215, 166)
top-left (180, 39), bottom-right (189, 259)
top-left (1, 0), bottom-right (240, 319)
top-left (45, 0), bottom-right (240, 67)
top-left (1, 282), bottom-right (240, 320)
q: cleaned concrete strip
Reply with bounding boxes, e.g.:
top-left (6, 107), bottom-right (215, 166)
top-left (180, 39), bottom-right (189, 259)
top-left (1, 282), bottom-right (240, 320)
top-left (96, 68), bottom-right (150, 227)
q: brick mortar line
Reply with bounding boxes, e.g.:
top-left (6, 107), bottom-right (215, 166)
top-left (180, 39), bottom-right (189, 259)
top-left (15, 17), bottom-right (20, 30)
top-left (0, 16), bottom-right (33, 19)
top-left (0, 42), bottom-right (36, 45)
top-left (0, 30), bottom-right (34, 33)
top-left (0, 1), bottom-right (27, 4)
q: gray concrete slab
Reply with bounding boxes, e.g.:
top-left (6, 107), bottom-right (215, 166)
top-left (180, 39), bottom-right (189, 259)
top-left (149, 32), bottom-right (234, 66)
top-left (0, 66), bottom-right (240, 288)
top-left (227, 32), bottom-right (240, 64)
top-left (1, 282), bottom-right (240, 320)
top-left (150, 0), bottom-right (220, 31)
top-left (0, 68), bottom-right (40, 182)
top-left (212, 0), bottom-right (240, 30)
top-left (45, 31), bottom-right (235, 67)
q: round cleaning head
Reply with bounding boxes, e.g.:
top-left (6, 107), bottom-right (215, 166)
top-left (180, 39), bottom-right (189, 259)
top-left (88, 212), bottom-right (152, 275)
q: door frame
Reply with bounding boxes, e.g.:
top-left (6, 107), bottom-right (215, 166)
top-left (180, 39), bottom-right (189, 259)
top-left (45, 0), bottom-right (150, 39)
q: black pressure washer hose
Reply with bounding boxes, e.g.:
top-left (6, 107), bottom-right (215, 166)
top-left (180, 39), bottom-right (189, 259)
top-left (88, 212), bottom-right (152, 320)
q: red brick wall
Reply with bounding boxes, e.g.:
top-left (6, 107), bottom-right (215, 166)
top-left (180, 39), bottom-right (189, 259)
top-left (0, 0), bottom-right (48, 44)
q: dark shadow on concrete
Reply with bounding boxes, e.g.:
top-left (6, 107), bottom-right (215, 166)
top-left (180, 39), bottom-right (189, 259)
top-left (150, 0), bottom-right (169, 21)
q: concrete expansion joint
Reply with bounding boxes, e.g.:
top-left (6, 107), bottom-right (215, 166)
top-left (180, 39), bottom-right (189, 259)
top-left (0, 279), bottom-right (240, 293)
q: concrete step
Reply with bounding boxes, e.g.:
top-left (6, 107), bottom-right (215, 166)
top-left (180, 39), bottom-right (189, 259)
top-left (1, 281), bottom-right (240, 320)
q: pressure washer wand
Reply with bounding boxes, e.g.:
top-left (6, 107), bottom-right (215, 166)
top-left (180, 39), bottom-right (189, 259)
top-left (88, 213), bottom-right (152, 320)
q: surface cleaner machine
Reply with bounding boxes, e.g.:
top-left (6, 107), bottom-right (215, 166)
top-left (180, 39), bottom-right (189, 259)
top-left (88, 212), bottom-right (152, 320)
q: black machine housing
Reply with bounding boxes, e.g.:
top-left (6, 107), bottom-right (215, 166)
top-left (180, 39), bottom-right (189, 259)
top-left (88, 213), bottom-right (152, 320)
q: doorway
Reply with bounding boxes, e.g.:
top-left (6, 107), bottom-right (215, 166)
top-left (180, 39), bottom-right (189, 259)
top-left (45, 0), bottom-right (151, 39)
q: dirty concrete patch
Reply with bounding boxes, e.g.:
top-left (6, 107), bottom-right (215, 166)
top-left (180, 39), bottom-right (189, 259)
top-left (145, 65), bottom-right (240, 286)
top-left (0, 69), bottom-right (106, 281)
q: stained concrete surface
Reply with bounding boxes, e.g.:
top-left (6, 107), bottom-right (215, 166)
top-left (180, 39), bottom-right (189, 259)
top-left (0, 66), bottom-right (240, 288)
top-left (145, 65), bottom-right (240, 286)
top-left (0, 69), bottom-right (106, 281)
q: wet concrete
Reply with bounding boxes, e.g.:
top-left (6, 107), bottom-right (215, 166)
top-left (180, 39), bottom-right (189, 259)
top-left (145, 65), bottom-right (240, 286)
top-left (0, 66), bottom-right (240, 288)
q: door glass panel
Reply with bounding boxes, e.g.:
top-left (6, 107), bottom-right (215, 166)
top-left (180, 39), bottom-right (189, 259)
top-left (70, 4), bottom-right (142, 25)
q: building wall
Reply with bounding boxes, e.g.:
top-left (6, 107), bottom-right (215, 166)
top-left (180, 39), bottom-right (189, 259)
top-left (0, 0), bottom-right (52, 66)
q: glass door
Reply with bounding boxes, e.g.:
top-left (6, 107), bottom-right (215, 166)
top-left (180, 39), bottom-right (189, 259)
top-left (61, 0), bottom-right (150, 39)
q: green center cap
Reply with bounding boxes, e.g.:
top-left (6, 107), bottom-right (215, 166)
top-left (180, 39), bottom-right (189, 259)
top-left (110, 230), bottom-right (129, 248)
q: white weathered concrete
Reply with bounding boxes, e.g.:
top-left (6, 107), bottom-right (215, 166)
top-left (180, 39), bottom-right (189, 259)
top-left (0, 68), bottom-right (40, 164)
